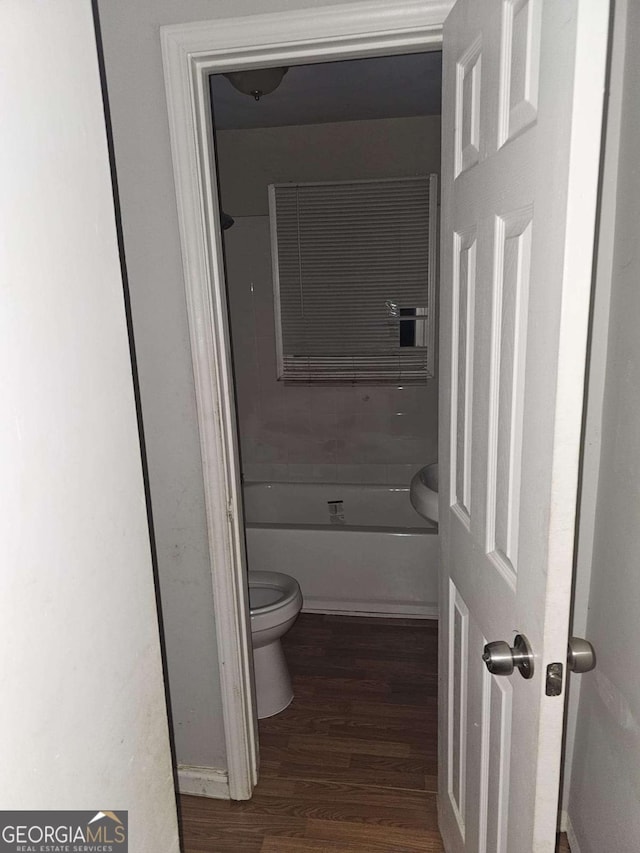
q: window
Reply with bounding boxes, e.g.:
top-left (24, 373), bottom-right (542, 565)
top-left (269, 175), bottom-right (438, 383)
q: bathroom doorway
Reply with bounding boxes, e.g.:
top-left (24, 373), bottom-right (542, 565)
top-left (160, 2), bottom-right (606, 848)
top-left (211, 52), bottom-right (441, 619)
top-left (205, 48), bottom-right (444, 844)
top-left (160, 6), bottom-right (448, 802)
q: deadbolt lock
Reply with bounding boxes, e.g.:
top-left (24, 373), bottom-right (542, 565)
top-left (545, 637), bottom-right (596, 696)
top-left (567, 636), bottom-right (596, 673)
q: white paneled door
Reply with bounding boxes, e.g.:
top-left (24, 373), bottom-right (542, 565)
top-left (438, 2), bottom-right (608, 851)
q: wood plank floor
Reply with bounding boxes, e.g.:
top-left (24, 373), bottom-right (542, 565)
top-left (180, 613), bottom-right (570, 852)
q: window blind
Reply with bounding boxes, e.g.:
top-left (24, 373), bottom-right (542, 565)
top-left (269, 176), bottom-right (437, 383)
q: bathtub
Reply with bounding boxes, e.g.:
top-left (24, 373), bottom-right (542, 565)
top-left (243, 482), bottom-right (439, 618)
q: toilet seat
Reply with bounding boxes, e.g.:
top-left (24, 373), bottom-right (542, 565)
top-left (249, 571), bottom-right (302, 635)
top-left (249, 570), bottom-right (301, 615)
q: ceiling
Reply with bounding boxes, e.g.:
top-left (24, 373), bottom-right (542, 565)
top-left (209, 52), bottom-right (442, 131)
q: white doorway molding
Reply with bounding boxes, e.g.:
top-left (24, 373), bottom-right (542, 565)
top-left (160, 0), bottom-right (453, 800)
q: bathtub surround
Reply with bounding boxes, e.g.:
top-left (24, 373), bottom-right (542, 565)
top-left (225, 216), bottom-right (437, 485)
top-left (219, 117), bottom-right (440, 485)
top-left (244, 483), bottom-right (439, 617)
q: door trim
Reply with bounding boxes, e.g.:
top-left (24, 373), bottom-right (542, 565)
top-left (160, 0), bottom-right (452, 799)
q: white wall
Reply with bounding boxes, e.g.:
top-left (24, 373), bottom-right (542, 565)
top-left (565, 1), bottom-right (640, 849)
top-left (559, 0), bottom-right (626, 822)
top-left (217, 116), bottom-right (441, 215)
top-left (95, 0), bottom-right (440, 772)
top-left (0, 2), bottom-right (179, 847)
top-left (219, 117), bottom-right (440, 485)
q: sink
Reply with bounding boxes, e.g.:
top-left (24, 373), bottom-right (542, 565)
top-left (410, 463), bottom-right (439, 523)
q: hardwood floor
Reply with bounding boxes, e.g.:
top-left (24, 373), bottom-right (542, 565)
top-left (180, 613), bottom-right (570, 852)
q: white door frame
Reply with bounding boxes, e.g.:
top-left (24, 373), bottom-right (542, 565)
top-left (160, 0), bottom-right (453, 800)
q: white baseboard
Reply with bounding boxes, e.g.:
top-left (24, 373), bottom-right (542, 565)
top-left (563, 811), bottom-right (582, 853)
top-left (178, 765), bottom-right (230, 799)
top-left (303, 597), bottom-right (438, 619)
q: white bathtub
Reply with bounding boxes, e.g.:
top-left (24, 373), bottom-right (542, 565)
top-left (243, 482), bottom-right (439, 618)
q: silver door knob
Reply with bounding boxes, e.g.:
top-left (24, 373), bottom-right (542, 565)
top-left (568, 637), bottom-right (596, 673)
top-left (482, 634), bottom-right (534, 679)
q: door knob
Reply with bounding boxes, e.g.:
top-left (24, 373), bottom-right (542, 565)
top-left (568, 636), bottom-right (596, 673)
top-left (482, 634), bottom-right (534, 679)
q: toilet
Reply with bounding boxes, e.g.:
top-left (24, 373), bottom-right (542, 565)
top-left (249, 571), bottom-right (303, 719)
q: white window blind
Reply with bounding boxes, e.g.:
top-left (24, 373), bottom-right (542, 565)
top-left (269, 176), bottom-right (438, 383)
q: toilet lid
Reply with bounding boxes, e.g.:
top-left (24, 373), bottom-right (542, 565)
top-left (249, 585), bottom-right (283, 610)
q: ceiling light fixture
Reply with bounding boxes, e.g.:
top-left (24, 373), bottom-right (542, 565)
top-left (223, 67), bottom-right (289, 101)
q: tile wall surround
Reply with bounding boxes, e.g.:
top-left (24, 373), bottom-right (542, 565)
top-left (224, 217), bottom-right (438, 486)
top-left (218, 117), bottom-right (440, 486)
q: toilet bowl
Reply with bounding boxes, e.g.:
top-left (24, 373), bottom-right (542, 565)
top-left (249, 570), bottom-right (303, 719)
